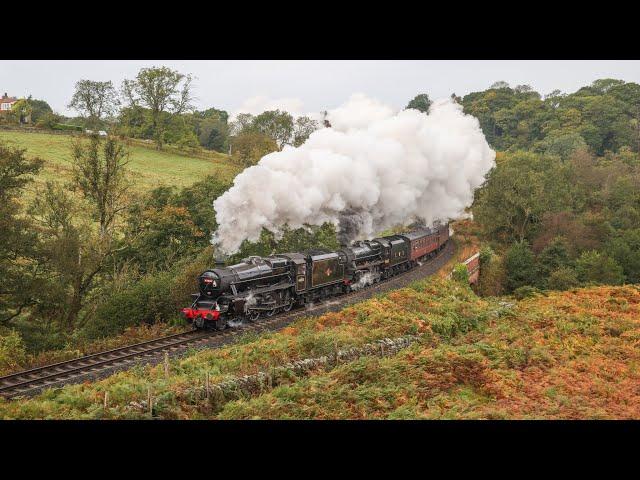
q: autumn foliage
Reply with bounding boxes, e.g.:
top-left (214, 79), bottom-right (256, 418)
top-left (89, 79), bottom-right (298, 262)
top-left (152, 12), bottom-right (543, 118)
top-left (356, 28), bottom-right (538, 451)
top-left (1, 276), bottom-right (638, 419)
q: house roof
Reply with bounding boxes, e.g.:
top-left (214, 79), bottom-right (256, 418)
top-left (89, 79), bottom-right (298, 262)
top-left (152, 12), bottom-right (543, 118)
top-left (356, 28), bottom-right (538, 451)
top-left (1, 93), bottom-right (18, 104)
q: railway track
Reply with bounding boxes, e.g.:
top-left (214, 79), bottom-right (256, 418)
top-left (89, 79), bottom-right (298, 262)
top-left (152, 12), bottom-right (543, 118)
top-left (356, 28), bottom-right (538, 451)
top-left (0, 331), bottom-right (215, 399)
top-left (0, 240), bottom-right (454, 399)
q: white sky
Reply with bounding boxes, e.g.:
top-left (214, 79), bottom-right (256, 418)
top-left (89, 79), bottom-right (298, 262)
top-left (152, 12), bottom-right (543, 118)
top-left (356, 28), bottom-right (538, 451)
top-left (1, 60), bottom-right (639, 117)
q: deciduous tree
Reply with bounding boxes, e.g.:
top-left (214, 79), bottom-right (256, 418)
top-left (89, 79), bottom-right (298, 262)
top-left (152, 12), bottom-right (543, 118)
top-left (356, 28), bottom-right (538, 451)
top-left (405, 94), bottom-right (431, 113)
top-left (0, 143), bottom-right (44, 326)
top-left (68, 80), bottom-right (119, 129)
top-left (252, 110), bottom-right (294, 150)
top-left (292, 116), bottom-right (318, 147)
top-left (122, 67), bottom-right (193, 149)
top-left (231, 131), bottom-right (278, 167)
top-left (70, 136), bottom-right (130, 237)
top-left (473, 151), bottom-right (573, 243)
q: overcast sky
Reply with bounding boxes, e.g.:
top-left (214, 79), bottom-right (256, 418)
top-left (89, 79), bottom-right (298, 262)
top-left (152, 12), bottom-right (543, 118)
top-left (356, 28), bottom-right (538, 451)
top-left (2, 60), bottom-right (640, 117)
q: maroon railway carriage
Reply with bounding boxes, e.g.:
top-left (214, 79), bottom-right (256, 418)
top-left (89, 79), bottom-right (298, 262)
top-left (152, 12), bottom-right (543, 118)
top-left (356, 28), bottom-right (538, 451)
top-left (398, 223), bottom-right (450, 263)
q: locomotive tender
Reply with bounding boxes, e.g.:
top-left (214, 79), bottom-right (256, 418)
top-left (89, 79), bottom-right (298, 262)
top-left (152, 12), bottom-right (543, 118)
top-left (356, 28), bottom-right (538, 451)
top-left (181, 223), bottom-right (450, 329)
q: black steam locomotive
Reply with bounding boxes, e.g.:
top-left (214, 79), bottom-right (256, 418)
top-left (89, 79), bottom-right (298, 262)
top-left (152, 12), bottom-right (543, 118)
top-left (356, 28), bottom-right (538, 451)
top-left (181, 223), bottom-right (450, 329)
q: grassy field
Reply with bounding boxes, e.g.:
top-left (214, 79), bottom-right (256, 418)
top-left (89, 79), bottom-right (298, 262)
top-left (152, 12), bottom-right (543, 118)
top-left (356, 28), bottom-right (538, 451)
top-left (0, 131), bottom-right (242, 196)
top-left (1, 276), bottom-right (638, 419)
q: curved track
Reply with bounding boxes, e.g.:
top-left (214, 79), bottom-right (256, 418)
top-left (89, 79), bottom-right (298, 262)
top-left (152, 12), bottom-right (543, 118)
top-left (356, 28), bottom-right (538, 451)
top-left (0, 240), bottom-right (454, 399)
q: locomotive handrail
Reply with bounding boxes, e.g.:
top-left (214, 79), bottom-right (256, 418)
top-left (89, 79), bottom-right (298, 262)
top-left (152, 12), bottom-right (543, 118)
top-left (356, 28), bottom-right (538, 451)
top-left (352, 252), bottom-right (383, 261)
top-left (230, 270), bottom-right (291, 286)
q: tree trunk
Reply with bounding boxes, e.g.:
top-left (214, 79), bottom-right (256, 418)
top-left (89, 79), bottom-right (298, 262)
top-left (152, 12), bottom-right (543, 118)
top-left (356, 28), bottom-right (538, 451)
top-left (636, 104), bottom-right (640, 160)
top-left (519, 210), bottom-right (530, 243)
top-left (64, 281), bottom-right (83, 332)
top-left (153, 111), bottom-right (163, 150)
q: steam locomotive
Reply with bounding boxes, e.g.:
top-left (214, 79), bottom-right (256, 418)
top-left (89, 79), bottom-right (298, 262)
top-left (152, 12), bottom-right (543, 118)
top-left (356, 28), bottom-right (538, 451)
top-left (181, 223), bottom-right (450, 329)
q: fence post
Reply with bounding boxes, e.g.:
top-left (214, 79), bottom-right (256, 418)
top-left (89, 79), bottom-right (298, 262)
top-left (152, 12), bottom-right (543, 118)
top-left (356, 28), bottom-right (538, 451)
top-left (206, 372), bottom-right (210, 404)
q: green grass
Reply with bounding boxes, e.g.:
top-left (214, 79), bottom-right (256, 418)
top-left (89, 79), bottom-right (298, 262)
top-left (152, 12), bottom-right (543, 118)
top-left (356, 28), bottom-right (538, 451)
top-left (0, 130), bottom-right (241, 196)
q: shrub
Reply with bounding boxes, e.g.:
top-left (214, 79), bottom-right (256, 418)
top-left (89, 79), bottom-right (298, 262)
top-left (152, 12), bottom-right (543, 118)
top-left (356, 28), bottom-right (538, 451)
top-left (0, 330), bottom-right (27, 373)
top-left (81, 250), bottom-right (212, 340)
top-left (231, 131), bottom-right (278, 167)
top-left (575, 250), bottom-right (625, 286)
top-left (476, 255), bottom-right (507, 297)
top-left (504, 242), bottom-right (537, 292)
top-left (479, 245), bottom-right (495, 266)
top-left (513, 285), bottom-right (542, 300)
top-left (547, 267), bottom-right (580, 291)
top-left (174, 131), bottom-right (200, 152)
top-left (81, 270), bottom-right (178, 340)
top-left (52, 123), bottom-right (83, 132)
top-left (608, 229), bottom-right (640, 284)
top-left (535, 237), bottom-right (571, 288)
top-left (36, 112), bottom-right (62, 129)
top-left (452, 263), bottom-right (469, 284)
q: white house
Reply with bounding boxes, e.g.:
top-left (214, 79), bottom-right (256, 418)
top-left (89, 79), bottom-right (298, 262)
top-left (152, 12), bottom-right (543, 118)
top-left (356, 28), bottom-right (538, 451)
top-left (0, 92), bottom-right (18, 112)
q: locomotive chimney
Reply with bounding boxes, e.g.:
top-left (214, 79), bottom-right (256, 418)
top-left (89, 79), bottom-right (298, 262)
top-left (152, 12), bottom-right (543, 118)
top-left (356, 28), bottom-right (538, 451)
top-left (214, 253), bottom-right (228, 267)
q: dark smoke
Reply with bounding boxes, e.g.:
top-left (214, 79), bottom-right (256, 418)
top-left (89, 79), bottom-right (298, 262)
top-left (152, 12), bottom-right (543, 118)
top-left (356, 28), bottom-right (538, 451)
top-left (337, 209), bottom-right (367, 246)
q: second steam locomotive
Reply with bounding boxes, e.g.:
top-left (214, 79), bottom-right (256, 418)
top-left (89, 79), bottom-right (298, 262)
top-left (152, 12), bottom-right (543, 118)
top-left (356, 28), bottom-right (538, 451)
top-left (181, 223), bottom-right (450, 329)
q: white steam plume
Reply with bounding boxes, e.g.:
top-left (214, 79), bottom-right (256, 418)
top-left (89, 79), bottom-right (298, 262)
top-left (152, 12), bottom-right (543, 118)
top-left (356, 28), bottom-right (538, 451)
top-left (213, 94), bottom-right (495, 254)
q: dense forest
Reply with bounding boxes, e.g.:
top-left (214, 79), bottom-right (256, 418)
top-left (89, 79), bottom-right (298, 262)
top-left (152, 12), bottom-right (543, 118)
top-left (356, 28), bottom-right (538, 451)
top-left (462, 80), bottom-right (640, 298)
top-left (1, 73), bottom-right (639, 371)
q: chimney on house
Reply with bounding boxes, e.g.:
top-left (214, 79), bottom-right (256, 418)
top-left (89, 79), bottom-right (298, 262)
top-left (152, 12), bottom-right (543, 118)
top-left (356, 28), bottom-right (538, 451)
top-left (2, 93), bottom-right (7, 99)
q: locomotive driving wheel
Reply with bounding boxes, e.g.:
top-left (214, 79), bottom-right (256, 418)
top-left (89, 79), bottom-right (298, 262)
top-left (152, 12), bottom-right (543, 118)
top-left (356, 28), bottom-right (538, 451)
top-left (264, 293), bottom-right (277, 316)
top-left (214, 316), bottom-right (227, 331)
top-left (282, 291), bottom-right (293, 312)
top-left (248, 309), bottom-right (260, 322)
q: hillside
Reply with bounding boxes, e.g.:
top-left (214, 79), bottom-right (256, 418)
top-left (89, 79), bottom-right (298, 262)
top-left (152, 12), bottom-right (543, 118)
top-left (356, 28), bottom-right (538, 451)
top-left (0, 130), bottom-right (241, 195)
top-left (1, 277), bottom-right (638, 419)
